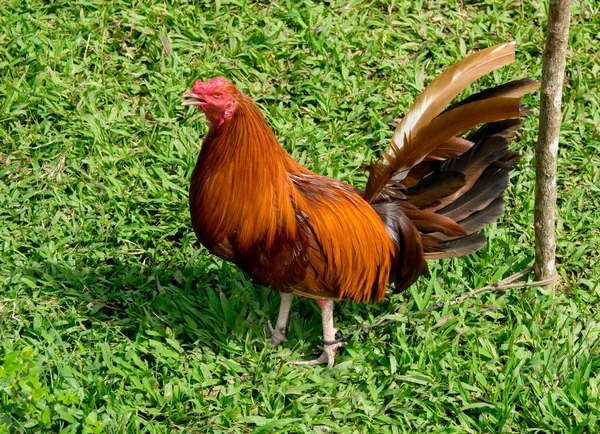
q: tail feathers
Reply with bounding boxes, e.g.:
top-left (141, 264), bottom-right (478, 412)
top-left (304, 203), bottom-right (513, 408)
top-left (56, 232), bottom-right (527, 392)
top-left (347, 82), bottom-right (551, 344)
top-left (401, 209), bottom-right (467, 238)
top-left (439, 135), bottom-right (509, 176)
top-left (406, 78), bottom-right (536, 171)
top-left (425, 137), bottom-right (474, 161)
top-left (423, 135), bottom-right (515, 212)
top-left (366, 43), bottom-right (538, 291)
top-left (492, 150), bottom-right (521, 168)
top-left (401, 161), bottom-right (435, 188)
top-left (436, 167), bottom-right (509, 222)
top-left (467, 118), bottom-right (524, 143)
top-left (458, 197), bottom-right (506, 235)
top-left (399, 123), bottom-right (521, 260)
top-left (375, 103), bottom-right (529, 286)
top-left (404, 171), bottom-right (466, 207)
top-left (440, 79), bottom-right (540, 115)
top-left (364, 42), bottom-right (518, 202)
top-left (423, 233), bottom-right (487, 260)
top-left (391, 96), bottom-right (522, 179)
top-left (430, 196), bottom-right (506, 241)
top-left (401, 137), bottom-right (473, 188)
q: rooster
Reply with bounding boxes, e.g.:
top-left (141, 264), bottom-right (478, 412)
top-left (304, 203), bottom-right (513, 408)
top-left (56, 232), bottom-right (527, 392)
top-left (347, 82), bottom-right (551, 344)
top-left (182, 42), bottom-right (538, 367)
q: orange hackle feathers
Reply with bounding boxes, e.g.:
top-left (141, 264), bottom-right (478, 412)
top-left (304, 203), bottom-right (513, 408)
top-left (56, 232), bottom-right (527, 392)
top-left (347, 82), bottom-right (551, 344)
top-left (190, 94), bottom-right (300, 253)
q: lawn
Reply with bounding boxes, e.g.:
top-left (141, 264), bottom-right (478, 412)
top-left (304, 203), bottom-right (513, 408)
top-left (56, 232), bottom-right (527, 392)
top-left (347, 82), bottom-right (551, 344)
top-left (1, 0), bottom-right (599, 432)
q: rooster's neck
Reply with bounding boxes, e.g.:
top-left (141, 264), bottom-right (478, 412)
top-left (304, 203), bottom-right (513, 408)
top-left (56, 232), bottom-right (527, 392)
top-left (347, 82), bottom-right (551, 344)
top-left (200, 96), bottom-right (302, 170)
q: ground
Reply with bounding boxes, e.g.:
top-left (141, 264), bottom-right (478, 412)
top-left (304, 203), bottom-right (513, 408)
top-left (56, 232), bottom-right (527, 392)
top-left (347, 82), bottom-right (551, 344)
top-left (1, 0), bottom-right (599, 432)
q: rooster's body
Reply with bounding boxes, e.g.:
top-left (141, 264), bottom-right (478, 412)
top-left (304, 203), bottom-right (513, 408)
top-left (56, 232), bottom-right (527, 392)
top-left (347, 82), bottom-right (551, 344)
top-left (189, 96), bottom-right (394, 303)
top-left (183, 42), bottom-right (538, 366)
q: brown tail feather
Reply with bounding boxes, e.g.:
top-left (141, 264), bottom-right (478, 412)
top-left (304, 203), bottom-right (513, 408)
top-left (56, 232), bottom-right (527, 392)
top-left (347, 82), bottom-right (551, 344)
top-left (425, 137), bottom-right (474, 161)
top-left (401, 209), bottom-right (467, 237)
top-left (423, 233), bottom-right (487, 259)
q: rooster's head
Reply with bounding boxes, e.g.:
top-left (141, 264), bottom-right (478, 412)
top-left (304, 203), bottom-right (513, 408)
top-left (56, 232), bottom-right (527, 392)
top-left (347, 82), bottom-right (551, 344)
top-left (182, 77), bottom-right (240, 128)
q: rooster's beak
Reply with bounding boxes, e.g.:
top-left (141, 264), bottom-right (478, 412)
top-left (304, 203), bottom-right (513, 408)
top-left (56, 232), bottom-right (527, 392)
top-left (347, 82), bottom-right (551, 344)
top-left (182, 90), bottom-right (206, 106)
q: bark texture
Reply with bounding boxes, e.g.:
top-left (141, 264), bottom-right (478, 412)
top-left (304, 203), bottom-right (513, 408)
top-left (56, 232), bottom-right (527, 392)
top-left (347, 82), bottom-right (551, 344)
top-left (534, 0), bottom-right (572, 283)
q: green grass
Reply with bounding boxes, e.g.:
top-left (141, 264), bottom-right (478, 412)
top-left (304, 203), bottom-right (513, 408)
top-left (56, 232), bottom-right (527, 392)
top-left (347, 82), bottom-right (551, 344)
top-left (1, 0), bottom-right (599, 432)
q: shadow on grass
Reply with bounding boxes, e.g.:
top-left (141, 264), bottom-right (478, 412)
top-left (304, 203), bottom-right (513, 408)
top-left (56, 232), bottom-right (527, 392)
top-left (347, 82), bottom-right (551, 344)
top-left (31, 254), bottom-right (331, 357)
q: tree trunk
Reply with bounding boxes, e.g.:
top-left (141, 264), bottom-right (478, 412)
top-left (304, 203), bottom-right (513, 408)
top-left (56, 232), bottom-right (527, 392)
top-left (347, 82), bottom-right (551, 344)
top-left (534, 0), bottom-right (572, 284)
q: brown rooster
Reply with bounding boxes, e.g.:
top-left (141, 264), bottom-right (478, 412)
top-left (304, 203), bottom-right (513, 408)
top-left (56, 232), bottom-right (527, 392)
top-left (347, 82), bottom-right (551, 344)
top-left (182, 42), bottom-right (538, 367)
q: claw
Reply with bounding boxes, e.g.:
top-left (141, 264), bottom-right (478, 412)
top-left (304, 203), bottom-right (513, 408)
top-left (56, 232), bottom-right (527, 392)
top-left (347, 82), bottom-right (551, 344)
top-left (294, 341), bottom-right (342, 368)
top-left (267, 292), bottom-right (293, 348)
top-left (267, 321), bottom-right (288, 347)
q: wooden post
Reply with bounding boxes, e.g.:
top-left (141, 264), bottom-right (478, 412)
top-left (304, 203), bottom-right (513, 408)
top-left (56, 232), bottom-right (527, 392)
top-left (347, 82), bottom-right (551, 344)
top-left (534, 0), bottom-right (572, 284)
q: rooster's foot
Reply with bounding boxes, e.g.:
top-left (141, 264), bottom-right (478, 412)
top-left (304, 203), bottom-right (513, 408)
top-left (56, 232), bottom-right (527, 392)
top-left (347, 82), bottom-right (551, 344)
top-left (294, 341), bottom-right (342, 368)
top-left (267, 321), bottom-right (288, 347)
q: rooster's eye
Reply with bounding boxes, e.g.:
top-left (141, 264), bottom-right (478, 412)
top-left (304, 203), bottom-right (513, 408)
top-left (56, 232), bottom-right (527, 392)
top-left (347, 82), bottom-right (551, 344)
top-left (214, 93), bottom-right (222, 98)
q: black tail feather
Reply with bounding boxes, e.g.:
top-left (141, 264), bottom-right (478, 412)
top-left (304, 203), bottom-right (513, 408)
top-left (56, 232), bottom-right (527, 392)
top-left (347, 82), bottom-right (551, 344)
top-left (439, 135), bottom-right (509, 175)
top-left (404, 171), bottom-right (466, 207)
top-left (437, 167), bottom-right (509, 222)
top-left (466, 118), bottom-right (524, 143)
top-left (442, 79), bottom-right (539, 115)
top-left (459, 197), bottom-right (506, 235)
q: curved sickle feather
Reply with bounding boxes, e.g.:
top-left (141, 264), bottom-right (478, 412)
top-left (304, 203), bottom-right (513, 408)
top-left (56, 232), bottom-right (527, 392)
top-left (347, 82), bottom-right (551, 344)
top-left (364, 42), bottom-right (517, 203)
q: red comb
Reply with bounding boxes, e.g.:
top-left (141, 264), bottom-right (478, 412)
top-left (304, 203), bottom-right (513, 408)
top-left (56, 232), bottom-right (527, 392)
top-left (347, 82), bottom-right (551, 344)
top-left (193, 76), bottom-right (231, 94)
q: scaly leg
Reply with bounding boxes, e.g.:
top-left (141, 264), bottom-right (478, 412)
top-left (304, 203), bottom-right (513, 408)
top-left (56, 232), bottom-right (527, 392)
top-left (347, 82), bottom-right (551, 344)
top-left (296, 299), bottom-right (342, 368)
top-left (268, 292), bottom-right (294, 347)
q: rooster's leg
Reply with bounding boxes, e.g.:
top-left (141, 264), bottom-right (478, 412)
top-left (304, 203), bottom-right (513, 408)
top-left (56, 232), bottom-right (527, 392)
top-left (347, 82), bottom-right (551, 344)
top-left (268, 292), bottom-right (294, 347)
top-left (295, 299), bottom-right (341, 368)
